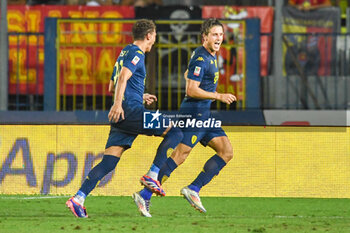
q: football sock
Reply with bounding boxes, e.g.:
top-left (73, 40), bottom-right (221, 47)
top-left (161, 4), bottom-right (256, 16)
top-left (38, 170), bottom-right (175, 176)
top-left (189, 154), bottom-right (226, 192)
top-left (146, 164), bottom-right (160, 180)
top-left (158, 157), bottom-right (178, 184)
top-left (141, 165), bottom-right (158, 200)
top-left (188, 184), bottom-right (200, 193)
top-left (78, 155), bottom-right (120, 198)
top-left (74, 190), bottom-right (86, 206)
top-left (151, 127), bottom-right (183, 175)
top-left (141, 128), bottom-right (182, 200)
top-left (140, 188), bottom-right (153, 201)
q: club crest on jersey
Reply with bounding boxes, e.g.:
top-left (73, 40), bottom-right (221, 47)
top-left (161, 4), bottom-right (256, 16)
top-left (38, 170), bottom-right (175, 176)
top-left (194, 66), bottom-right (201, 76)
top-left (131, 56), bottom-right (140, 65)
top-left (191, 135), bottom-right (197, 144)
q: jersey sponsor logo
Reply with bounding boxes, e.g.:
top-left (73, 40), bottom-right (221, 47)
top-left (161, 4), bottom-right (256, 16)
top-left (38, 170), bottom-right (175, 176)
top-left (196, 57), bottom-right (204, 61)
top-left (194, 66), bottom-right (201, 76)
top-left (131, 56), bottom-right (140, 65)
top-left (191, 135), bottom-right (197, 144)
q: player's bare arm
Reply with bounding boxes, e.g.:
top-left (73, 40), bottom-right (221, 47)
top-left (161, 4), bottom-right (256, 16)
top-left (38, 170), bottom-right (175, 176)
top-left (108, 67), bottom-right (132, 123)
top-left (143, 93), bottom-right (157, 105)
top-left (108, 80), bottom-right (115, 93)
top-left (185, 73), bottom-right (237, 104)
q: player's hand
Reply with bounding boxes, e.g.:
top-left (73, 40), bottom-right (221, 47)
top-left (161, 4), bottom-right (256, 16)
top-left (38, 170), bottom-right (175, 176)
top-left (108, 104), bottom-right (124, 123)
top-left (216, 93), bottom-right (237, 104)
top-left (143, 93), bottom-right (157, 105)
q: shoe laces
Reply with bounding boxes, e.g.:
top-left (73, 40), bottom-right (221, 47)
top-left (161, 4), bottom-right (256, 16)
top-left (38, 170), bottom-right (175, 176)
top-left (145, 200), bottom-right (151, 212)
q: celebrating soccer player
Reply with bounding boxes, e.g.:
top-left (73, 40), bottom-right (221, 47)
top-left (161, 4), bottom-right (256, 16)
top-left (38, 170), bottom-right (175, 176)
top-left (66, 19), bottom-right (183, 218)
top-left (139, 18), bottom-right (236, 214)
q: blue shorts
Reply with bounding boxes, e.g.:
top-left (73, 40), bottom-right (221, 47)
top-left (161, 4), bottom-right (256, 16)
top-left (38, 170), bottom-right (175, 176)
top-left (181, 126), bottom-right (227, 148)
top-left (105, 104), bottom-right (169, 150)
top-left (178, 109), bottom-right (227, 148)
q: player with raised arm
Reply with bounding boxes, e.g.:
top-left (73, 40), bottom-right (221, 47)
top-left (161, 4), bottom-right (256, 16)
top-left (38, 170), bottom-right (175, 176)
top-left (139, 18), bottom-right (236, 214)
top-left (66, 19), bottom-right (183, 218)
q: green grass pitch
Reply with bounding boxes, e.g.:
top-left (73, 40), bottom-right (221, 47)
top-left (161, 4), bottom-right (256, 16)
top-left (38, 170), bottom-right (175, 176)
top-left (0, 195), bottom-right (350, 233)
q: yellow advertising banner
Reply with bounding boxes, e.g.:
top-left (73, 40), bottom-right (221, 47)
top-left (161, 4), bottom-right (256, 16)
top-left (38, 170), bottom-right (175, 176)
top-left (0, 126), bottom-right (349, 198)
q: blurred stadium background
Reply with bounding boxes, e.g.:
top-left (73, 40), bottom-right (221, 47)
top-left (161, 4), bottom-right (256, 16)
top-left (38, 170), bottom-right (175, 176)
top-left (0, 0), bottom-right (350, 200)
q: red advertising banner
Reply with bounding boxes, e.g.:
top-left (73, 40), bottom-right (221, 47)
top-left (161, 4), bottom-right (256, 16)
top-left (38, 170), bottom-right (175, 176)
top-left (8, 5), bottom-right (135, 95)
top-left (202, 6), bottom-right (274, 78)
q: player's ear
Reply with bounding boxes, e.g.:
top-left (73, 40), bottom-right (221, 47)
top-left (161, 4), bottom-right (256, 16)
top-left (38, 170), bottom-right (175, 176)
top-left (202, 34), bottom-right (207, 42)
top-left (146, 32), bottom-right (152, 40)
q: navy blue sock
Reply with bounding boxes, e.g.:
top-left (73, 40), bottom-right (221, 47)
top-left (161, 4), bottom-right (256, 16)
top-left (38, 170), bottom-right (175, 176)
top-left (190, 154), bottom-right (226, 192)
top-left (158, 157), bottom-right (178, 184)
top-left (140, 128), bottom-right (182, 200)
top-left (152, 127), bottom-right (183, 168)
top-left (188, 184), bottom-right (200, 193)
top-left (79, 155), bottom-right (120, 196)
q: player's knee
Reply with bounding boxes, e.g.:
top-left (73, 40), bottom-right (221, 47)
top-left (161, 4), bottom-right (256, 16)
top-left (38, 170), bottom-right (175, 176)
top-left (225, 147), bottom-right (234, 162)
top-left (218, 144), bottom-right (233, 163)
top-left (171, 145), bottom-right (191, 165)
top-left (104, 146), bottom-right (124, 157)
top-left (173, 151), bottom-right (189, 165)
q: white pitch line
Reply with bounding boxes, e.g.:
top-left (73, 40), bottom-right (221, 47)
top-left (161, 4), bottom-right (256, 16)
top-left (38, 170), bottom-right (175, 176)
top-left (0, 195), bottom-right (69, 200)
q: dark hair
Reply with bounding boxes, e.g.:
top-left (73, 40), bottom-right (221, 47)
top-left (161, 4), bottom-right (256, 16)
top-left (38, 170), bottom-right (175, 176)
top-left (200, 18), bottom-right (223, 36)
top-left (132, 19), bottom-right (156, 41)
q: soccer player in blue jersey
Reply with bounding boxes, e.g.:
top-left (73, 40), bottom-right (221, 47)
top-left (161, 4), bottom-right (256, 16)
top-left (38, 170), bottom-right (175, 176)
top-left (140, 18), bottom-right (236, 213)
top-left (66, 19), bottom-right (183, 218)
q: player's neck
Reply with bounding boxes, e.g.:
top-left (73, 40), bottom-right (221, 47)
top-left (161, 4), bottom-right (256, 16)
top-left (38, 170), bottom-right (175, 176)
top-left (203, 44), bottom-right (216, 56)
top-left (133, 41), bottom-right (146, 53)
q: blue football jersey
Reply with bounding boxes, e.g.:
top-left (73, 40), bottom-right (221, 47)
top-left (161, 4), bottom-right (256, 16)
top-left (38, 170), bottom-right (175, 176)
top-left (182, 46), bottom-right (220, 109)
top-left (110, 44), bottom-right (146, 105)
